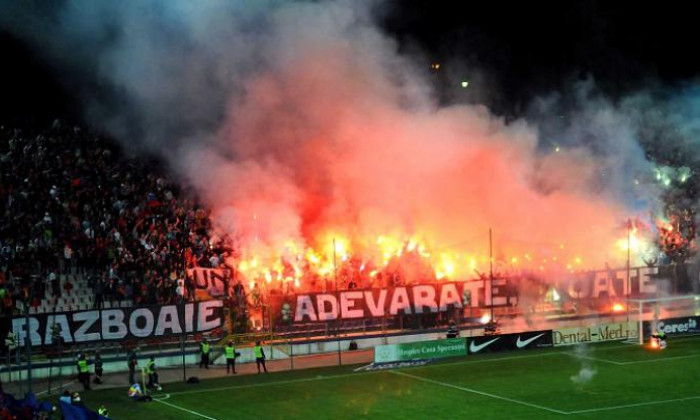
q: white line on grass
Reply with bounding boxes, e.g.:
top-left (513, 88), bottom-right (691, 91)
top-left (567, 395), bottom-right (700, 414)
top-left (154, 396), bottom-right (219, 420)
top-left (165, 352), bottom-right (569, 397)
top-left (593, 334), bottom-right (700, 353)
top-left (443, 351), bottom-right (567, 367)
top-left (166, 372), bottom-right (382, 397)
top-left (565, 351), bottom-right (700, 366)
top-left (390, 370), bottom-right (568, 415)
top-left (619, 354), bottom-right (700, 364)
top-left (35, 380), bottom-right (77, 396)
top-left (563, 354), bottom-right (625, 365)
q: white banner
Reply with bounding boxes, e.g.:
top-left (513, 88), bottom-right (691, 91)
top-left (553, 322), bottom-right (638, 346)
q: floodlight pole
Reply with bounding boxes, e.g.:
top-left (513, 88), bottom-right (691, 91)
top-left (626, 219), bottom-right (631, 327)
top-left (47, 308), bottom-right (57, 395)
top-left (25, 286), bottom-right (33, 395)
top-left (333, 239), bottom-right (341, 365)
top-left (489, 228), bottom-right (494, 322)
top-left (181, 303), bottom-right (187, 383)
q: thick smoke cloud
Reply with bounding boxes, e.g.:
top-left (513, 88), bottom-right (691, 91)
top-left (4, 0), bottom-right (694, 276)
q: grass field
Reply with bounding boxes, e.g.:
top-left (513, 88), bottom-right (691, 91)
top-left (65, 336), bottom-right (700, 419)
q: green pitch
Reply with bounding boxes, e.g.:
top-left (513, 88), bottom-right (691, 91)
top-left (70, 336), bottom-right (700, 419)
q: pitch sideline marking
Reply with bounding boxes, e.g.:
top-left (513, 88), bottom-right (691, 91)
top-left (592, 334), bottom-right (700, 353)
top-left (619, 354), bottom-right (700, 365)
top-left (153, 393), bottom-right (171, 401)
top-left (562, 352), bottom-right (700, 365)
top-left (153, 396), bottom-right (219, 420)
top-left (35, 380), bottom-right (77, 396)
top-left (563, 354), bottom-right (625, 365)
top-left (567, 395), bottom-right (700, 414)
top-left (159, 339), bottom-right (700, 415)
top-left (165, 352), bottom-right (567, 397)
top-left (443, 351), bottom-right (566, 367)
top-left (391, 370), bottom-right (568, 415)
top-left (166, 372), bottom-right (381, 396)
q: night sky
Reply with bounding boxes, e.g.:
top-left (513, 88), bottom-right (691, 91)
top-left (1, 1), bottom-right (698, 120)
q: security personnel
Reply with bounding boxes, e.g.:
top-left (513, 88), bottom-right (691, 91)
top-left (254, 340), bottom-right (267, 373)
top-left (146, 355), bottom-right (162, 390)
top-left (225, 341), bottom-right (237, 374)
top-left (127, 349), bottom-right (138, 385)
top-left (199, 339), bottom-right (211, 369)
top-left (98, 403), bottom-right (110, 418)
top-left (77, 354), bottom-right (91, 390)
top-left (94, 351), bottom-right (104, 384)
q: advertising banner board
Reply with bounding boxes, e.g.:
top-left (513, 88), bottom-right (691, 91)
top-left (553, 322), bottom-right (637, 346)
top-left (468, 330), bottom-right (553, 354)
top-left (374, 338), bottom-right (467, 363)
top-left (643, 316), bottom-right (700, 337)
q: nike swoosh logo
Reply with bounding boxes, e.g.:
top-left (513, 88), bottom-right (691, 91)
top-left (516, 333), bottom-right (545, 348)
top-left (469, 337), bottom-right (500, 353)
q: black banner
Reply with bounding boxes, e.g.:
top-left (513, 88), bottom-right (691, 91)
top-left (1, 300), bottom-right (224, 348)
top-left (643, 316), bottom-right (700, 337)
top-left (467, 330), bottom-right (553, 354)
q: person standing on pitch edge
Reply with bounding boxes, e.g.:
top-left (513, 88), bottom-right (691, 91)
top-left (200, 338), bottom-right (211, 369)
top-left (225, 340), bottom-right (237, 374)
top-left (94, 351), bottom-right (104, 384)
top-left (146, 355), bottom-right (162, 391)
top-left (127, 349), bottom-right (138, 385)
top-left (254, 340), bottom-right (267, 373)
top-left (76, 354), bottom-right (91, 390)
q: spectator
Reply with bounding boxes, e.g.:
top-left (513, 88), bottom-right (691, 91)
top-left (0, 119), bottom-right (220, 314)
top-left (62, 278), bottom-right (73, 297)
top-left (58, 390), bottom-right (72, 406)
top-left (94, 276), bottom-right (104, 309)
top-left (127, 349), bottom-right (138, 385)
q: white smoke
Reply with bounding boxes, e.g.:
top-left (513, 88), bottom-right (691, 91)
top-left (2, 0), bottom-right (698, 279)
top-left (569, 344), bottom-right (597, 386)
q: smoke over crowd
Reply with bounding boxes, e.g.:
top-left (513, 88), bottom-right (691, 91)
top-left (2, 0), bottom-right (699, 286)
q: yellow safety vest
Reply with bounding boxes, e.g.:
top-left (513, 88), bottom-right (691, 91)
top-left (225, 346), bottom-right (235, 359)
top-left (78, 360), bottom-right (89, 373)
top-left (146, 360), bottom-right (155, 374)
top-left (202, 343), bottom-right (210, 354)
top-left (254, 345), bottom-right (263, 358)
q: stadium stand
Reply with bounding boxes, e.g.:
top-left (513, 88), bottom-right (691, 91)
top-left (0, 119), bottom-right (226, 315)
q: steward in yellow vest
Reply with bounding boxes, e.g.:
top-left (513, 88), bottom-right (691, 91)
top-left (199, 339), bottom-right (211, 369)
top-left (254, 340), bottom-right (267, 374)
top-left (225, 341), bottom-right (237, 374)
top-left (76, 354), bottom-right (91, 390)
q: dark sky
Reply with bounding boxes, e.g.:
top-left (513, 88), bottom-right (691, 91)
top-left (1, 0), bottom-right (698, 121)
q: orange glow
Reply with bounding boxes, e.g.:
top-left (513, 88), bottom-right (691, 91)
top-left (612, 303), bottom-right (625, 312)
top-left (223, 219), bottom-right (647, 294)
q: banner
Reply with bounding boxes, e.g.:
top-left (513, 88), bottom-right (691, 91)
top-left (468, 330), bottom-right (553, 354)
top-left (4, 300), bottom-right (224, 348)
top-left (282, 281), bottom-right (516, 323)
top-left (553, 322), bottom-right (637, 346)
top-left (374, 338), bottom-right (467, 363)
top-left (643, 316), bottom-right (700, 337)
top-left (187, 267), bottom-right (233, 299)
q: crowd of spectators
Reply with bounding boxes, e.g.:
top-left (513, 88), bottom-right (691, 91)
top-left (0, 118), bottom-right (229, 316)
